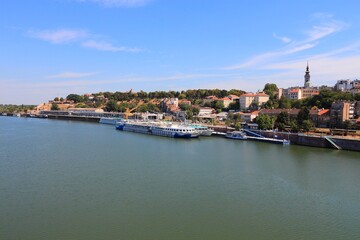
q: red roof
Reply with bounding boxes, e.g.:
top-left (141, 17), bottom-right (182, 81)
top-left (318, 109), bottom-right (329, 115)
top-left (357, 117), bottom-right (360, 123)
top-left (219, 97), bottom-right (231, 101)
top-left (241, 93), bottom-right (269, 97)
top-left (205, 96), bottom-right (218, 100)
top-left (290, 89), bottom-right (300, 93)
top-left (310, 109), bottom-right (330, 116)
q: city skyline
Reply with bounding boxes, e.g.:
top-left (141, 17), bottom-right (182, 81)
top-left (1, 0), bottom-right (360, 104)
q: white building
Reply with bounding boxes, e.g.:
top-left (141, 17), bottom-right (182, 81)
top-left (240, 111), bottom-right (259, 123)
top-left (198, 107), bottom-right (215, 116)
top-left (239, 93), bottom-right (269, 110)
top-left (288, 88), bottom-right (302, 100)
top-left (335, 80), bottom-right (353, 91)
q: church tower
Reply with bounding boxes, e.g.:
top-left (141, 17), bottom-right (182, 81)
top-left (304, 62), bottom-right (311, 88)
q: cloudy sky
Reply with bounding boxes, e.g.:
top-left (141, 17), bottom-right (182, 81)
top-left (1, 0), bottom-right (360, 104)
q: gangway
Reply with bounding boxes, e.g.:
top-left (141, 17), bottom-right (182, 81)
top-left (243, 129), bottom-right (265, 138)
top-left (324, 136), bottom-right (342, 150)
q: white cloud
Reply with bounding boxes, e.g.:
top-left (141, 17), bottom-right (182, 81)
top-left (224, 14), bottom-right (346, 70)
top-left (47, 72), bottom-right (97, 79)
top-left (77, 0), bottom-right (152, 7)
top-left (273, 33), bottom-right (292, 43)
top-left (81, 40), bottom-right (141, 52)
top-left (28, 28), bottom-right (141, 53)
top-left (28, 29), bottom-right (88, 44)
top-left (283, 43), bottom-right (318, 55)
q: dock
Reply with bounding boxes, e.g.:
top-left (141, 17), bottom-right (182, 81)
top-left (246, 136), bottom-right (290, 145)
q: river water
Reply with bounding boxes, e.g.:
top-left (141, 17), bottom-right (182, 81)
top-left (1, 117), bottom-right (360, 240)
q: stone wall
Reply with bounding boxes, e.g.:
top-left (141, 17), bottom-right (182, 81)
top-left (250, 130), bottom-right (360, 152)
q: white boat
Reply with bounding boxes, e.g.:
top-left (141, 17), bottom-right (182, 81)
top-left (116, 121), bottom-right (200, 138)
top-left (99, 117), bottom-right (122, 125)
top-left (225, 131), bottom-right (248, 140)
top-left (188, 124), bottom-right (213, 136)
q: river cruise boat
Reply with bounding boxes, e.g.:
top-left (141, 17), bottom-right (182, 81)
top-left (116, 121), bottom-right (200, 138)
top-left (225, 131), bottom-right (248, 140)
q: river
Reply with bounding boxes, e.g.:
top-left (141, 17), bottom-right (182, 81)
top-left (1, 117), bottom-right (360, 239)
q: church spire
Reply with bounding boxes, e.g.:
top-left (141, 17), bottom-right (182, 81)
top-left (304, 62), bottom-right (311, 88)
top-left (306, 61), bottom-right (309, 72)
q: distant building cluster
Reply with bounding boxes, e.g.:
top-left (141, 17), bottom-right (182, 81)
top-left (32, 62), bottom-right (360, 130)
top-left (277, 63), bottom-right (320, 101)
top-left (335, 79), bottom-right (360, 94)
top-left (234, 63), bottom-right (360, 128)
top-left (238, 63), bottom-right (320, 110)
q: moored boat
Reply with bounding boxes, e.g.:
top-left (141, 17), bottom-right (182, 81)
top-left (188, 124), bottom-right (213, 136)
top-left (99, 117), bottom-right (122, 125)
top-left (116, 121), bottom-right (200, 138)
top-left (225, 131), bottom-right (248, 140)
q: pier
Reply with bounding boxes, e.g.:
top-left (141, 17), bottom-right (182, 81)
top-left (246, 136), bottom-right (290, 145)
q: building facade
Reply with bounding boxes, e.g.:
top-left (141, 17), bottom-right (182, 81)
top-left (239, 93), bottom-right (269, 110)
top-left (288, 89), bottom-right (302, 100)
top-left (218, 97), bottom-right (232, 108)
top-left (330, 101), bottom-right (351, 127)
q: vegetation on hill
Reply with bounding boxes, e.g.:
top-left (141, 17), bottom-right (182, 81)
top-left (61, 89), bottom-right (246, 110)
top-left (0, 104), bottom-right (35, 114)
top-left (100, 89), bottom-right (245, 102)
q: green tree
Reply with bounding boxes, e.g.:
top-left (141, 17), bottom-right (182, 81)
top-left (192, 106), bottom-right (200, 116)
top-left (290, 121), bottom-right (299, 132)
top-left (297, 108), bottom-right (310, 125)
top-left (263, 83), bottom-right (278, 96)
top-left (51, 103), bottom-right (60, 110)
top-left (212, 100), bottom-right (224, 111)
top-left (301, 120), bottom-right (313, 132)
top-left (354, 93), bottom-right (360, 101)
top-left (279, 97), bottom-right (291, 109)
top-left (342, 120), bottom-right (352, 130)
top-left (275, 112), bottom-right (291, 131)
top-left (179, 103), bottom-right (191, 111)
top-left (255, 114), bottom-right (275, 130)
top-left (249, 101), bottom-right (259, 110)
top-left (66, 94), bottom-right (84, 103)
top-left (228, 101), bottom-right (240, 111)
top-left (54, 97), bottom-right (59, 101)
top-left (104, 100), bottom-right (118, 112)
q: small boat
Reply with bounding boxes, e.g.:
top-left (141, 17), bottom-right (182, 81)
top-left (225, 131), bottom-right (247, 140)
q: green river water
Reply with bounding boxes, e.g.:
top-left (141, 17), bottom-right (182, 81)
top-left (1, 117), bottom-right (360, 240)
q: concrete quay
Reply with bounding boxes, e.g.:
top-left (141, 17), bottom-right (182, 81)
top-left (250, 130), bottom-right (360, 152)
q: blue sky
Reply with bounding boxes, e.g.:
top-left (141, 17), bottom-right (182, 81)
top-left (1, 0), bottom-right (360, 104)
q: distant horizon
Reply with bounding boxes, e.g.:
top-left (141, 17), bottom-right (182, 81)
top-left (0, 75), bottom-right (355, 105)
top-left (1, 0), bottom-right (360, 104)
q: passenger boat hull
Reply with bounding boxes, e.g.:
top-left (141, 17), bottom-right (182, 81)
top-left (116, 122), bottom-right (200, 138)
